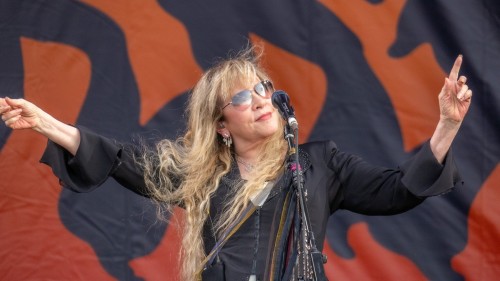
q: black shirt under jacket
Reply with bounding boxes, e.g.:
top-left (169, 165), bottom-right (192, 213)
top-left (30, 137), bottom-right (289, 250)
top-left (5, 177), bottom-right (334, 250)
top-left (40, 126), bottom-right (462, 280)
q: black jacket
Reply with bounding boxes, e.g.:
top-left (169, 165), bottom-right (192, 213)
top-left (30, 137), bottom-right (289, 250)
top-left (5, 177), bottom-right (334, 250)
top-left (41, 126), bottom-right (461, 280)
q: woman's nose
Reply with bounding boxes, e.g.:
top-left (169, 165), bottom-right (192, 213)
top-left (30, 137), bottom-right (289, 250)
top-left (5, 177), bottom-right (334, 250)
top-left (251, 91), bottom-right (267, 109)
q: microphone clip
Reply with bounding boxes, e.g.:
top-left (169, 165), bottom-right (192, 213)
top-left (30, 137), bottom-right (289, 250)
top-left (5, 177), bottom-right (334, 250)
top-left (272, 90), bottom-right (299, 131)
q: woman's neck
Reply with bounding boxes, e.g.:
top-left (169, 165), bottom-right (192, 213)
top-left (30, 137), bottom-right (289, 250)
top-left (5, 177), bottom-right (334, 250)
top-left (234, 146), bottom-right (260, 179)
top-left (236, 154), bottom-right (254, 170)
top-left (233, 141), bottom-right (262, 163)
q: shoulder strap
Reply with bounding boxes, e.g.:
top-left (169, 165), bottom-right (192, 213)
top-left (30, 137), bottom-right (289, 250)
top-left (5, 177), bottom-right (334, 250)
top-left (197, 181), bottom-right (274, 276)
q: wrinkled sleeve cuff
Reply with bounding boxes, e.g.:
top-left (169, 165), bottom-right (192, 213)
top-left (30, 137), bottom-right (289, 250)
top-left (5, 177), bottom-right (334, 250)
top-left (40, 126), bottom-right (121, 192)
top-left (400, 141), bottom-right (462, 197)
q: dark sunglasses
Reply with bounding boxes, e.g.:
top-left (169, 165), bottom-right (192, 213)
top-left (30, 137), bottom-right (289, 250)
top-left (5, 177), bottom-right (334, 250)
top-left (221, 80), bottom-right (274, 111)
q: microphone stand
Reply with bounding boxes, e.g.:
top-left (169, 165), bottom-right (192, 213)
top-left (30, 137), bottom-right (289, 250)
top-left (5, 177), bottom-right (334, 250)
top-left (284, 124), bottom-right (327, 281)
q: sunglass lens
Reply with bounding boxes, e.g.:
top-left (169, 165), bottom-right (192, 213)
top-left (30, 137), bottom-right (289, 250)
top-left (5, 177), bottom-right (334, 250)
top-left (231, 90), bottom-right (252, 110)
top-left (225, 81), bottom-right (273, 111)
top-left (255, 81), bottom-right (273, 97)
top-left (264, 81), bottom-right (274, 92)
top-left (254, 83), bottom-right (266, 97)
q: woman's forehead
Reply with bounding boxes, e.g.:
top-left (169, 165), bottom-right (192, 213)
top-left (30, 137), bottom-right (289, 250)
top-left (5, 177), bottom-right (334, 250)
top-left (224, 75), bottom-right (259, 96)
top-left (235, 76), bottom-right (259, 88)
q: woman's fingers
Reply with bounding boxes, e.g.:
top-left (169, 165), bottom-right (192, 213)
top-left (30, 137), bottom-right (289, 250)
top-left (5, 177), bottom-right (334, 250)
top-left (1, 108), bottom-right (22, 121)
top-left (4, 115), bottom-right (21, 127)
top-left (0, 98), bottom-right (38, 129)
top-left (457, 84), bottom-right (469, 100)
top-left (461, 89), bottom-right (473, 102)
top-left (457, 75), bottom-right (467, 88)
top-left (5, 97), bottom-right (24, 109)
top-left (449, 55), bottom-right (463, 81)
top-left (455, 75), bottom-right (472, 102)
top-left (0, 105), bottom-right (11, 114)
top-left (0, 104), bottom-right (12, 120)
top-left (0, 97), bottom-right (11, 112)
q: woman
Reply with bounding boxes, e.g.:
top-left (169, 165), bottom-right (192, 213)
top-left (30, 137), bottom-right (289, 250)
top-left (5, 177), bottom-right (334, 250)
top-left (0, 48), bottom-right (472, 280)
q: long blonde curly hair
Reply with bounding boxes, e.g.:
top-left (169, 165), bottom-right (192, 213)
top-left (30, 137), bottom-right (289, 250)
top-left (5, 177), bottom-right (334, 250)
top-left (139, 46), bottom-right (288, 280)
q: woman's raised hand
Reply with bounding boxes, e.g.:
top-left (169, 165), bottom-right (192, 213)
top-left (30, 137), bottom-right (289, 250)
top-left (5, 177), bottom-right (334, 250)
top-left (438, 55), bottom-right (473, 124)
top-left (0, 97), bottom-right (42, 130)
top-left (430, 55), bottom-right (473, 163)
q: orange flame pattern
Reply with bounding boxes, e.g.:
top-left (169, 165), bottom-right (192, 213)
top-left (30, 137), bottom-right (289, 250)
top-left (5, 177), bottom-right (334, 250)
top-left (452, 165), bottom-right (500, 279)
top-left (323, 223), bottom-right (428, 280)
top-left (82, 0), bottom-right (202, 125)
top-left (0, 38), bottom-right (114, 280)
top-left (319, 0), bottom-right (445, 151)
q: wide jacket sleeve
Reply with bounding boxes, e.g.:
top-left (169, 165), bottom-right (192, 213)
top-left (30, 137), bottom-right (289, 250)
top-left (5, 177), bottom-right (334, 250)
top-left (328, 140), bottom-right (462, 215)
top-left (40, 126), bottom-right (149, 196)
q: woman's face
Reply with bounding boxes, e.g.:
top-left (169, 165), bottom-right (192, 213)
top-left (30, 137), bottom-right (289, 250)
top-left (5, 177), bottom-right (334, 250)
top-left (218, 78), bottom-right (281, 151)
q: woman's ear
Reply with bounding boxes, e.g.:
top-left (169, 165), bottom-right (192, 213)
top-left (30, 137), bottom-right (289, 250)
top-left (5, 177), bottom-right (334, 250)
top-left (216, 122), bottom-right (229, 136)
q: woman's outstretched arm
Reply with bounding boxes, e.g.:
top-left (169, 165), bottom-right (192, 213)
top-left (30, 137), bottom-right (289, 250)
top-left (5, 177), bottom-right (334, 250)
top-left (0, 97), bottom-right (80, 155)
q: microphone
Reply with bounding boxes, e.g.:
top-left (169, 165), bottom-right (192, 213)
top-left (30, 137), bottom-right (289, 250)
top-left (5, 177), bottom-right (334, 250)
top-left (271, 90), bottom-right (298, 130)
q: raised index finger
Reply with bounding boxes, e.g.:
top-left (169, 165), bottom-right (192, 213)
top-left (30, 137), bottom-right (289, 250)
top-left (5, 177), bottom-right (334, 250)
top-left (449, 54), bottom-right (463, 81)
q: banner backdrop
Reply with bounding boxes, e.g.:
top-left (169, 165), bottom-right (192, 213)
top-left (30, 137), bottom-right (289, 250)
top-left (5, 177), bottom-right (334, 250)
top-left (0, 0), bottom-right (499, 280)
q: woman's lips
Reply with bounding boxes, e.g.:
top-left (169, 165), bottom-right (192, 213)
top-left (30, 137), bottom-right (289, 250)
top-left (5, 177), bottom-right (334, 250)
top-left (257, 112), bottom-right (272, 121)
